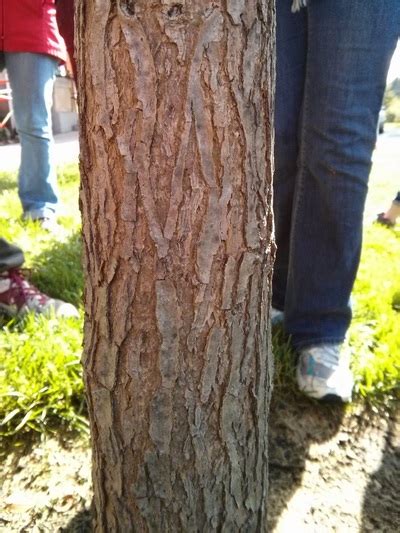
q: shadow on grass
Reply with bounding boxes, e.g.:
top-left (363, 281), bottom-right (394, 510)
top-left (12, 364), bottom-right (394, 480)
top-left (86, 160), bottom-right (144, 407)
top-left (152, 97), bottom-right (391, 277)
top-left (0, 172), bottom-right (17, 193)
top-left (360, 407), bottom-right (400, 532)
top-left (0, 424), bottom-right (87, 459)
top-left (0, 430), bottom-right (38, 463)
top-left (268, 326), bottom-right (345, 531)
top-left (30, 231), bottom-right (83, 308)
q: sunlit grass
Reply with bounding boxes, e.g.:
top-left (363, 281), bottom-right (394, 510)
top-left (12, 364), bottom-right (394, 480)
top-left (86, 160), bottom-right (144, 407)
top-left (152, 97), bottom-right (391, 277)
top-left (350, 224), bottom-right (400, 403)
top-left (0, 164), bottom-right (86, 440)
top-left (0, 313), bottom-right (86, 437)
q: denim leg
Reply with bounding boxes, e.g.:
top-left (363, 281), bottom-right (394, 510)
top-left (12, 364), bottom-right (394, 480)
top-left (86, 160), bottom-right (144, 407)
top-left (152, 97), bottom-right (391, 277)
top-left (273, 0), bottom-right (307, 311)
top-left (280, 0), bottom-right (400, 348)
top-left (5, 52), bottom-right (58, 219)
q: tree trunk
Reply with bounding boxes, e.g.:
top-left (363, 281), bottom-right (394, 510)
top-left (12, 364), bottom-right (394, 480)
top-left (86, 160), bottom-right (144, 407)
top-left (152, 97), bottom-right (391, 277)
top-left (77, 1), bottom-right (275, 530)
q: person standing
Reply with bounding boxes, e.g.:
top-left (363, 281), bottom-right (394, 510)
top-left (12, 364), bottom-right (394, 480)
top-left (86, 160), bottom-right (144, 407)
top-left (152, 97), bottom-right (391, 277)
top-left (56, 0), bottom-right (77, 82)
top-left (273, 0), bottom-right (400, 401)
top-left (0, 0), bottom-right (67, 229)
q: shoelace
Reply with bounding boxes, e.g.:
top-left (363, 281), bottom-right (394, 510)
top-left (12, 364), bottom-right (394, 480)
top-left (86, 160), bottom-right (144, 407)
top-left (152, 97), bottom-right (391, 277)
top-left (4, 268), bottom-right (48, 309)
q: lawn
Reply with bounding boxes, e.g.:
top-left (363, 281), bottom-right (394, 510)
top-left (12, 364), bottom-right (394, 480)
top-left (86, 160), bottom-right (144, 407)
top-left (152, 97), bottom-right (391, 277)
top-left (0, 144), bottom-right (399, 440)
top-left (0, 164), bottom-right (86, 440)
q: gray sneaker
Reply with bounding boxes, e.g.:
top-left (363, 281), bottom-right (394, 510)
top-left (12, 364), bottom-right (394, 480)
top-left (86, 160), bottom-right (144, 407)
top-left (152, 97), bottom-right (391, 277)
top-left (271, 306), bottom-right (284, 326)
top-left (37, 217), bottom-right (66, 237)
top-left (296, 344), bottom-right (354, 402)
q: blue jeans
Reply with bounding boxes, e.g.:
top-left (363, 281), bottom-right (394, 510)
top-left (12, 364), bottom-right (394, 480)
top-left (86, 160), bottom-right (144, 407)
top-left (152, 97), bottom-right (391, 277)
top-left (5, 52), bottom-right (58, 219)
top-left (274, 0), bottom-right (400, 348)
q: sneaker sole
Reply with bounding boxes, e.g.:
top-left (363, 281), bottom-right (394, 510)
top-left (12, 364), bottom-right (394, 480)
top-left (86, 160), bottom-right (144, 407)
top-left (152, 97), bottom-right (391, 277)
top-left (298, 386), bottom-right (351, 404)
top-left (320, 393), bottom-right (350, 404)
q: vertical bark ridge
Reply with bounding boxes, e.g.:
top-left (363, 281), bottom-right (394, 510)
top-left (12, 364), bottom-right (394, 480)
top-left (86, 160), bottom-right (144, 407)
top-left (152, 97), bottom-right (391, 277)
top-left (78, 1), bottom-right (275, 530)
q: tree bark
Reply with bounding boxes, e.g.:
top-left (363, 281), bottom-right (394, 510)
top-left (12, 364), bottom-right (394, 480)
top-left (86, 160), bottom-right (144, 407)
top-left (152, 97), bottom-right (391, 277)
top-left (77, 1), bottom-right (275, 530)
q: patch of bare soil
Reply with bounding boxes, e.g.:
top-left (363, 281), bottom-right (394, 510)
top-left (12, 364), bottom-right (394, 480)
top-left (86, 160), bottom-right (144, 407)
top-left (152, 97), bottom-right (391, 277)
top-left (1, 398), bottom-right (399, 532)
top-left (268, 396), bottom-right (400, 532)
top-left (0, 437), bottom-right (92, 532)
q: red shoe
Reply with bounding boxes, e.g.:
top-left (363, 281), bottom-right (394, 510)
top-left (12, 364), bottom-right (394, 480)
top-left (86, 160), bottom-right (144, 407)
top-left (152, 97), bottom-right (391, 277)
top-left (0, 269), bottom-right (79, 317)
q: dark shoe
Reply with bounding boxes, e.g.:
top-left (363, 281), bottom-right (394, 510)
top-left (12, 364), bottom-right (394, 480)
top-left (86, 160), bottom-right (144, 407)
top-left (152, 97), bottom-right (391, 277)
top-left (0, 239), bottom-right (24, 271)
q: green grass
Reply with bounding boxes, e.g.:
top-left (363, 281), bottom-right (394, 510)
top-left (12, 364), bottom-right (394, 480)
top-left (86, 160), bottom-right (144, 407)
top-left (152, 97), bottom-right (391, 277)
top-left (0, 313), bottom-right (86, 436)
top-left (0, 149), bottom-right (399, 441)
top-left (350, 225), bottom-right (400, 402)
top-left (0, 164), bottom-right (86, 441)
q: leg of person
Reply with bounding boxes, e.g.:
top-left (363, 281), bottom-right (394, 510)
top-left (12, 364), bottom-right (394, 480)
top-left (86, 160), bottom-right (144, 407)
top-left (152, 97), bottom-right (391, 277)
top-left (283, 0), bottom-right (400, 400)
top-left (5, 52), bottom-right (59, 221)
top-left (272, 0), bottom-right (307, 322)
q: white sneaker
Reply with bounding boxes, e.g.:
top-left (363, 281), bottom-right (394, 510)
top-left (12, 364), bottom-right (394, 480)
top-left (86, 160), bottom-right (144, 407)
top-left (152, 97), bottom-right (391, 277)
top-left (271, 306), bottom-right (284, 326)
top-left (23, 213), bottom-right (64, 236)
top-left (296, 344), bottom-right (354, 402)
top-left (37, 217), bottom-right (65, 236)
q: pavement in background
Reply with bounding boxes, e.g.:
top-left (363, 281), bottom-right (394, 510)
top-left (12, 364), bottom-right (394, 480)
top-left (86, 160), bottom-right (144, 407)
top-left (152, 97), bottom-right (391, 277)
top-left (366, 127), bottom-right (400, 223)
top-left (0, 128), bottom-right (398, 223)
top-left (0, 131), bottom-right (79, 172)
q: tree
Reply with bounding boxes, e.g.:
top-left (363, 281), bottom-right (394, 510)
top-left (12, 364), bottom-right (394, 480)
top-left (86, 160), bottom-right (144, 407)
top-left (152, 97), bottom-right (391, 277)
top-left (77, 1), bottom-right (275, 530)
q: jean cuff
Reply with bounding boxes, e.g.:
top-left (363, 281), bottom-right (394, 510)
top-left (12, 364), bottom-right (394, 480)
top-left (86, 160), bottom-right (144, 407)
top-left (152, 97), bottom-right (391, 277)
top-left (291, 336), bottom-right (346, 350)
top-left (23, 208), bottom-right (56, 221)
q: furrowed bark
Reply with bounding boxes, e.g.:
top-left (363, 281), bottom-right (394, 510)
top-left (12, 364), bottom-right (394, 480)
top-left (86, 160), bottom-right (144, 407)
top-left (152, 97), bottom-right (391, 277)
top-left (77, 1), bottom-right (275, 530)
